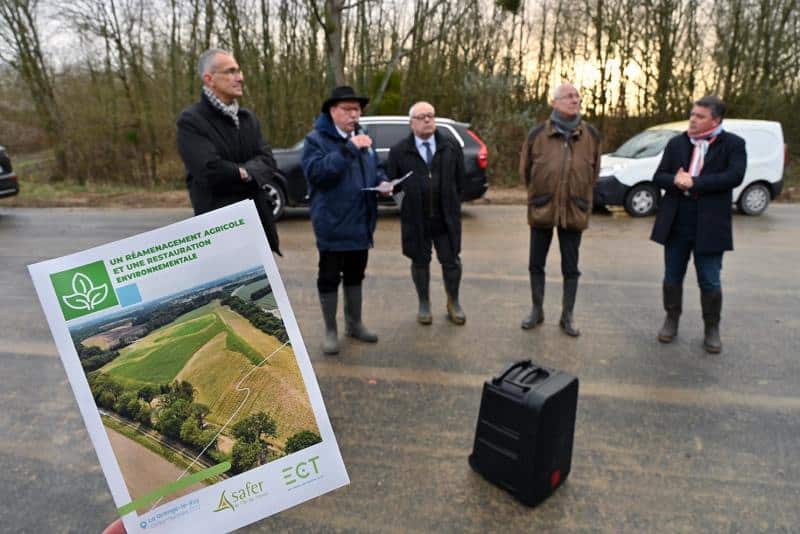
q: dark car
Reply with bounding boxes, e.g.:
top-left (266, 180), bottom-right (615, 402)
top-left (0, 144), bottom-right (19, 199)
top-left (266, 116), bottom-right (489, 219)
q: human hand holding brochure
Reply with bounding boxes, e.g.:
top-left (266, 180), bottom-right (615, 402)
top-left (28, 201), bottom-right (348, 533)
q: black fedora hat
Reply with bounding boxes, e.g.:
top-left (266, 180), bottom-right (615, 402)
top-left (321, 85), bottom-right (370, 113)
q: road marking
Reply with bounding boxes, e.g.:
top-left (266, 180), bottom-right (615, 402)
top-left (2, 341), bottom-right (58, 358)
top-left (311, 361), bottom-right (800, 412)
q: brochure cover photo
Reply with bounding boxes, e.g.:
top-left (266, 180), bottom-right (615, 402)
top-left (28, 201), bottom-right (348, 534)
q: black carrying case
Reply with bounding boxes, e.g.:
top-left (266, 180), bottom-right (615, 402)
top-left (469, 360), bottom-right (579, 507)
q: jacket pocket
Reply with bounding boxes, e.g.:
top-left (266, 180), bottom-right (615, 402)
top-left (528, 192), bottom-right (556, 227)
top-left (571, 195), bottom-right (590, 212)
top-left (529, 193), bottom-right (553, 208)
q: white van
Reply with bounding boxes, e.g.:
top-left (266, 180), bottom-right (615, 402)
top-left (594, 119), bottom-right (786, 216)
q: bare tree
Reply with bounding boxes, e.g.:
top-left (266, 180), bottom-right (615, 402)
top-left (0, 0), bottom-right (68, 178)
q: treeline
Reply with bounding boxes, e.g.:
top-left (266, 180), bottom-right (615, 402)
top-left (73, 291), bottom-right (224, 369)
top-left (1, 0), bottom-right (798, 186)
top-left (77, 343), bottom-right (121, 373)
top-left (132, 292), bottom-right (222, 331)
top-left (71, 292), bottom-right (220, 344)
top-left (222, 295), bottom-right (288, 343)
top-left (89, 376), bottom-right (224, 462)
top-left (88, 373), bottom-right (321, 473)
top-left (250, 285), bottom-right (273, 301)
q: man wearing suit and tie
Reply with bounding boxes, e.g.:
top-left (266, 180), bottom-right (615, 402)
top-left (386, 101), bottom-right (467, 326)
top-left (651, 96), bottom-right (746, 353)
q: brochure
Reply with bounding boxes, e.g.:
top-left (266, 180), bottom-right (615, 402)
top-left (28, 200), bottom-right (349, 533)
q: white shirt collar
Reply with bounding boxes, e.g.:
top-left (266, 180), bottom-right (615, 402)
top-left (335, 125), bottom-right (351, 139)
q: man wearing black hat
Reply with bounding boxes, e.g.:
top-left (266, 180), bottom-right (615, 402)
top-left (301, 86), bottom-right (391, 355)
top-left (177, 48), bottom-right (280, 254)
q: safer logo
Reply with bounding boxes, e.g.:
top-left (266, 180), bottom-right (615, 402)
top-left (212, 481), bottom-right (265, 512)
top-left (212, 491), bottom-right (235, 513)
top-left (50, 260), bottom-right (119, 320)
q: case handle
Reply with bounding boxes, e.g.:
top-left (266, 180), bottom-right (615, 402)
top-left (492, 360), bottom-right (550, 392)
top-left (492, 360), bottom-right (532, 386)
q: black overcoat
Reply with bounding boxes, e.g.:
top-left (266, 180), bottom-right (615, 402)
top-left (386, 130), bottom-right (465, 262)
top-left (177, 92), bottom-right (280, 254)
top-left (650, 130), bottom-right (746, 254)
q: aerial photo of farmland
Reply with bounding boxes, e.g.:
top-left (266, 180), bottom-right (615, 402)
top-left (69, 266), bottom-right (321, 505)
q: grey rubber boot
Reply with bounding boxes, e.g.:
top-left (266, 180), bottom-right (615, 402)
top-left (521, 272), bottom-right (545, 329)
top-left (657, 283), bottom-right (682, 343)
top-left (411, 264), bottom-right (432, 325)
top-left (343, 285), bottom-right (378, 342)
top-left (318, 291), bottom-right (339, 355)
top-left (701, 290), bottom-right (722, 353)
top-left (443, 264), bottom-right (466, 325)
top-left (559, 278), bottom-right (580, 337)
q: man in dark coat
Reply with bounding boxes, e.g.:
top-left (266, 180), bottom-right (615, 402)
top-left (301, 86), bottom-right (391, 355)
top-left (386, 101), bottom-right (467, 325)
top-left (651, 95), bottom-right (745, 353)
top-left (177, 48), bottom-right (280, 254)
top-left (519, 83), bottom-right (602, 337)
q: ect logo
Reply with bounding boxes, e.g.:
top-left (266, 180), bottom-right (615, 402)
top-left (282, 456), bottom-right (322, 486)
top-left (212, 480), bottom-right (265, 512)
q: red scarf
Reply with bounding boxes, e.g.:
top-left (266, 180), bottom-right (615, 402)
top-left (687, 125), bottom-right (722, 176)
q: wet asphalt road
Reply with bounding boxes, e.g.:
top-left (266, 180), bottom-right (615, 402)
top-left (1, 204), bottom-right (799, 533)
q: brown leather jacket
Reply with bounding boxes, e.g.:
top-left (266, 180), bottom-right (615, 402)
top-left (519, 119), bottom-right (601, 231)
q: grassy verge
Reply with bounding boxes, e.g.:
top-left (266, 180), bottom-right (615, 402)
top-left (7, 151), bottom-right (189, 207)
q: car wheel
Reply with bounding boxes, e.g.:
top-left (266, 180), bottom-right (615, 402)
top-left (262, 179), bottom-right (287, 220)
top-left (737, 183), bottom-right (770, 216)
top-left (624, 183), bottom-right (659, 217)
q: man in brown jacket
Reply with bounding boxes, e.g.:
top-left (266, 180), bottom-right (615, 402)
top-left (519, 82), bottom-right (601, 337)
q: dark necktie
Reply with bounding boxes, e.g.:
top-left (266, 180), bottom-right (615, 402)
top-left (423, 141), bottom-right (433, 167)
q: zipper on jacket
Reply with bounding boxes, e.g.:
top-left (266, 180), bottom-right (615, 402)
top-left (558, 138), bottom-right (571, 227)
top-left (428, 168), bottom-right (433, 218)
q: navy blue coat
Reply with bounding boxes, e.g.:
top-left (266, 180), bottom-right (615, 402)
top-left (302, 113), bottom-right (386, 251)
top-left (650, 130), bottom-right (746, 253)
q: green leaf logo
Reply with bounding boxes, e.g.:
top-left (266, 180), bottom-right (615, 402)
top-left (50, 260), bottom-right (119, 320)
top-left (62, 272), bottom-right (110, 311)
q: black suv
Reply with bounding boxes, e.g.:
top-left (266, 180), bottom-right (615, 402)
top-left (0, 144), bottom-right (19, 199)
top-left (268, 116), bottom-right (489, 219)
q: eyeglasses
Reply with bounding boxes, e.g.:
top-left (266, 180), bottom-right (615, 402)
top-left (214, 67), bottom-right (242, 77)
top-left (411, 112), bottom-right (435, 121)
top-left (555, 93), bottom-right (581, 101)
top-left (335, 105), bottom-right (362, 114)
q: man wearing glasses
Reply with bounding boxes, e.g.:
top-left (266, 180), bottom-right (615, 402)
top-left (519, 83), bottom-right (601, 337)
top-left (386, 101), bottom-right (467, 325)
top-left (177, 48), bottom-right (280, 254)
top-left (302, 86), bottom-right (391, 355)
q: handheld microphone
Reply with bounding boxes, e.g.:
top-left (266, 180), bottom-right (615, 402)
top-left (354, 122), bottom-right (368, 152)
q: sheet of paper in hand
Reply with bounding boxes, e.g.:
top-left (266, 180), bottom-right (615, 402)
top-left (28, 200), bottom-right (348, 533)
top-left (362, 170), bottom-right (413, 192)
